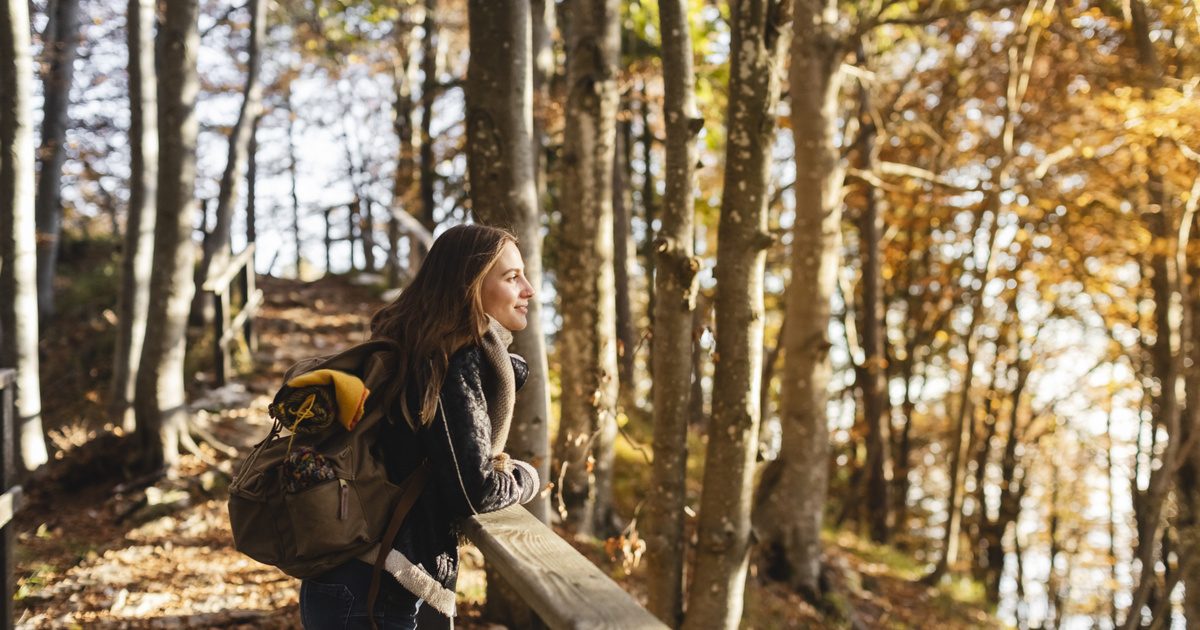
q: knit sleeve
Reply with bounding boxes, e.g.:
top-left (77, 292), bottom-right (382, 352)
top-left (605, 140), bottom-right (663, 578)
top-left (419, 346), bottom-right (534, 518)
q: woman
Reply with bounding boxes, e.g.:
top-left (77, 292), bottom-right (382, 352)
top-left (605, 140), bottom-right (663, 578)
top-left (299, 224), bottom-right (541, 629)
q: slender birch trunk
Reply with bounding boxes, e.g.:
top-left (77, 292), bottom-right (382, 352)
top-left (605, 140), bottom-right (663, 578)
top-left (1, 0), bottom-right (49, 471)
top-left (465, 6), bottom-right (553, 624)
top-left (613, 117), bottom-right (638, 410)
top-left (33, 0), bottom-right (80, 321)
top-left (752, 0), bottom-right (844, 599)
top-left (555, 0), bottom-right (621, 537)
top-left (111, 0), bottom-right (159, 433)
top-left (644, 0), bottom-right (701, 622)
top-left (390, 11), bottom-right (420, 286)
top-left (464, 0), bottom-right (551, 526)
top-left (682, 2), bottom-right (790, 628)
top-left (418, 0), bottom-right (439, 235)
top-left (852, 57), bottom-right (891, 542)
top-left (285, 85), bottom-right (304, 278)
top-left (134, 0), bottom-right (200, 471)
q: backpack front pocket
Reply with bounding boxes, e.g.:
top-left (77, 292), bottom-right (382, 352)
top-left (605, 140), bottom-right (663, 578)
top-left (284, 477), bottom-right (369, 559)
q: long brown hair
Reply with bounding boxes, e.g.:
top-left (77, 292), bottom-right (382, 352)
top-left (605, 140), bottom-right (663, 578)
top-left (370, 224), bottom-right (517, 428)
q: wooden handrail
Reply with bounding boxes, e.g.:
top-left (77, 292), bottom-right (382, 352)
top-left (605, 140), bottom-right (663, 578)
top-left (462, 505), bottom-right (668, 630)
top-left (203, 243), bottom-right (256, 294)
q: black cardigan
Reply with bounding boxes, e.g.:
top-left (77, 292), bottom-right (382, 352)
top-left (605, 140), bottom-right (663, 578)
top-left (378, 344), bottom-right (536, 611)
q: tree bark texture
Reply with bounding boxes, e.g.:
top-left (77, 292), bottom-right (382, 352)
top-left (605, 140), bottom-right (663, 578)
top-left (194, 0), bottom-right (266, 310)
top-left (530, 0), bottom-right (555, 207)
top-left (1123, 2), bottom-right (1198, 626)
top-left (134, 0), bottom-right (200, 472)
top-left (554, 0), bottom-right (621, 537)
top-left (286, 85), bottom-right (303, 278)
top-left (613, 117), bottom-right (638, 411)
top-left (1, 0), bottom-right (49, 471)
top-left (644, 0), bottom-right (701, 622)
top-left (465, 0), bottom-right (553, 530)
top-left (852, 68), bottom-right (892, 543)
top-left (418, 0), bottom-right (439, 234)
top-left (390, 10), bottom-right (420, 286)
top-left (465, 3), bottom-right (554, 619)
top-left (682, 2), bottom-right (789, 628)
top-left (247, 115), bottom-right (258, 247)
top-left (638, 83), bottom-right (658, 316)
top-left (33, 0), bottom-right (81, 321)
top-left (111, 0), bottom-right (159, 433)
top-left (753, 0), bottom-right (844, 599)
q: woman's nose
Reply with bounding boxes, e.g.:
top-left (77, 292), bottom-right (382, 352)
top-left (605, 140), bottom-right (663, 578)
top-left (520, 278), bottom-right (535, 298)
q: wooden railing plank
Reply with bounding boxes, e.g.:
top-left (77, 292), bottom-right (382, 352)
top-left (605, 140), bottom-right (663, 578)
top-left (202, 243), bottom-right (256, 293)
top-left (463, 506), bottom-right (668, 630)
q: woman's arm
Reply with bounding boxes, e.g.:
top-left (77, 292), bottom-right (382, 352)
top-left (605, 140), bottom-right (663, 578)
top-left (420, 347), bottom-right (538, 518)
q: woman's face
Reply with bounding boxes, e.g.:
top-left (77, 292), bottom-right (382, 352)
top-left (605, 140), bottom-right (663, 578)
top-left (481, 241), bottom-right (535, 331)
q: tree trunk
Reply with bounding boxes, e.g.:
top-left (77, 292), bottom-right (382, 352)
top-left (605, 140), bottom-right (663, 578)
top-left (531, 0), bottom-right (554, 207)
top-left (134, 0), bottom-right (200, 472)
top-left (1179, 193), bottom-right (1200, 630)
top-left (554, 0), bottom-right (621, 537)
top-left (33, 0), bottom-right (81, 321)
top-left (111, 0), bottom-right (158, 433)
top-left (1123, 3), bottom-right (1183, 624)
top-left (638, 82), bottom-right (657, 316)
top-left (324, 207), bottom-right (333, 274)
top-left (893, 350), bottom-right (917, 530)
top-left (613, 115), bottom-right (638, 410)
top-left (286, 86), bottom-right (303, 278)
top-left (752, 0), bottom-right (843, 600)
top-left (852, 58), bottom-right (891, 543)
top-left (418, 0), bottom-right (439, 235)
top-left (1, 0), bottom-right (49, 471)
top-left (682, 3), bottom-right (789, 628)
top-left (465, 6), bottom-right (554, 626)
top-left (390, 12), bottom-right (420, 286)
top-left (1046, 461), bottom-right (1063, 630)
top-left (643, 0), bottom-right (701, 622)
top-left (193, 0), bottom-right (266, 316)
top-left (246, 114), bottom-right (258, 248)
top-left (1107, 403), bottom-right (1120, 629)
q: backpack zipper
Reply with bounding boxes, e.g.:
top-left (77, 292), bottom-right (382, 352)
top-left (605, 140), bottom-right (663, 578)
top-left (338, 479), bottom-right (349, 520)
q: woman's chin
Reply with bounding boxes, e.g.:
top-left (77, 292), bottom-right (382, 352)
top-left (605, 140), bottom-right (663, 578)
top-left (507, 314), bottom-right (529, 332)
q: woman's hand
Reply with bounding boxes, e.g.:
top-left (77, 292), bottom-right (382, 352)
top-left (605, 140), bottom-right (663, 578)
top-left (493, 453), bottom-right (539, 504)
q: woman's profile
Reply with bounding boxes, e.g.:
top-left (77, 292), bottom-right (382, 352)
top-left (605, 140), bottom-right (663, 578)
top-left (298, 224), bottom-right (541, 629)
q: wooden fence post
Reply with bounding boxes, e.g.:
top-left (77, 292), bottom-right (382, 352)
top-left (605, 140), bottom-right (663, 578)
top-left (0, 369), bottom-right (21, 630)
top-left (203, 245), bottom-right (261, 389)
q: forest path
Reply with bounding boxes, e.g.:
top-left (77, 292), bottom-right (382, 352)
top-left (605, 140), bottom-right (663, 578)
top-left (10, 275), bottom-right (425, 629)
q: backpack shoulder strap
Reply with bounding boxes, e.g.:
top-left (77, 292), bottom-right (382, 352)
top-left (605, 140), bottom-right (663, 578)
top-left (365, 460), bottom-right (431, 629)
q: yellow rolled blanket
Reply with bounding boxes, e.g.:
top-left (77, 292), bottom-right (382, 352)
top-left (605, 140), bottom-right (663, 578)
top-left (283, 369), bottom-right (370, 431)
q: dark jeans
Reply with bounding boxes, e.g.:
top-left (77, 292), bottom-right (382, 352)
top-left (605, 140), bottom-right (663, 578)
top-left (300, 559), bottom-right (423, 629)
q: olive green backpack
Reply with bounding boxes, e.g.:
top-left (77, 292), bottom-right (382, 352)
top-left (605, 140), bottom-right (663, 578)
top-left (228, 339), bottom-right (429, 584)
